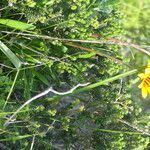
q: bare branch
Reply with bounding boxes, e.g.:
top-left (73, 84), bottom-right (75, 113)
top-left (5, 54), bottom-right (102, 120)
top-left (4, 83), bottom-right (90, 126)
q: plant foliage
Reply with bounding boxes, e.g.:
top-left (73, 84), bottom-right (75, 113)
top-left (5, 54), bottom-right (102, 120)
top-left (0, 0), bottom-right (149, 149)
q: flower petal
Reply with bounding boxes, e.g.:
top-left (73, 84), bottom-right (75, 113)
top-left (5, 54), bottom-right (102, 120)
top-left (145, 68), bottom-right (150, 74)
top-left (138, 73), bottom-right (146, 79)
top-left (138, 82), bottom-right (144, 88)
top-left (147, 86), bottom-right (150, 94)
top-left (141, 86), bottom-right (148, 98)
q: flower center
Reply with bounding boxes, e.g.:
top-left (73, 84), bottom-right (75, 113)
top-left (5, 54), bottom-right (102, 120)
top-left (143, 77), bottom-right (150, 87)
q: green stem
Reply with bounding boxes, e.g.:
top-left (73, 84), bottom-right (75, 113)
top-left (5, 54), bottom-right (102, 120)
top-left (48, 69), bottom-right (138, 102)
top-left (3, 69), bottom-right (20, 110)
top-left (75, 69), bottom-right (137, 93)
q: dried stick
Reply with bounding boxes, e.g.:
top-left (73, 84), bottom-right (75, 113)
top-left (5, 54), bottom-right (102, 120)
top-left (4, 83), bottom-right (90, 126)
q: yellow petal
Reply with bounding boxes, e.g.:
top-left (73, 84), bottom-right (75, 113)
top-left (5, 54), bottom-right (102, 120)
top-left (142, 86), bottom-right (148, 98)
top-left (147, 86), bottom-right (150, 94)
top-left (138, 73), bottom-right (146, 79)
top-left (138, 82), bottom-right (144, 88)
top-left (145, 68), bottom-right (150, 74)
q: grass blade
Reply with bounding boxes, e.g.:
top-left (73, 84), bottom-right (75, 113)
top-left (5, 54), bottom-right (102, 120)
top-left (3, 69), bottom-right (20, 110)
top-left (74, 69), bottom-right (138, 93)
top-left (0, 41), bottom-right (21, 69)
top-left (0, 19), bottom-right (36, 30)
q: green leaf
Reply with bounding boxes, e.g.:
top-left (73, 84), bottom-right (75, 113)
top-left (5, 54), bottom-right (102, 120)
top-left (0, 41), bottom-right (21, 69)
top-left (0, 134), bottom-right (33, 141)
top-left (25, 55), bottom-right (41, 63)
top-left (0, 19), bottom-right (36, 30)
top-left (77, 52), bottom-right (96, 58)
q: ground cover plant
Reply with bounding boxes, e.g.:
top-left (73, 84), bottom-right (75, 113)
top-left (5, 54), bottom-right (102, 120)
top-left (0, 0), bottom-right (150, 149)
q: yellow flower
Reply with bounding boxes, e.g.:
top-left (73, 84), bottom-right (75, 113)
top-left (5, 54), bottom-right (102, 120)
top-left (138, 61), bottom-right (150, 98)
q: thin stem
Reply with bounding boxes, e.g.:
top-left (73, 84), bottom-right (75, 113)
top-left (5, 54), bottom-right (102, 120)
top-left (73, 69), bottom-right (137, 94)
top-left (1, 31), bottom-right (150, 56)
top-left (119, 119), bottom-right (150, 136)
top-left (3, 69), bottom-right (20, 110)
top-left (65, 42), bottom-right (123, 64)
top-left (0, 63), bottom-right (15, 69)
top-left (95, 128), bottom-right (146, 135)
top-left (30, 135), bottom-right (36, 150)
